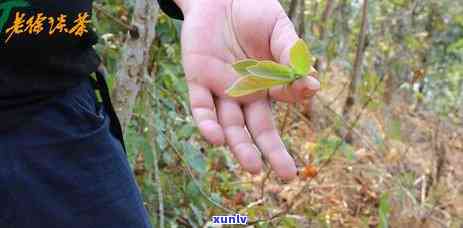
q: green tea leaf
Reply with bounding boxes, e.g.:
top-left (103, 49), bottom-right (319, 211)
top-left (290, 39), bottom-right (313, 76)
top-left (247, 61), bottom-right (294, 79)
top-left (232, 59), bottom-right (259, 76)
top-left (227, 39), bottom-right (315, 97)
top-left (226, 74), bottom-right (291, 97)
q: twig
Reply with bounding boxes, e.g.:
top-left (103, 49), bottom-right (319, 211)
top-left (156, 209), bottom-right (193, 227)
top-left (93, 3), bottom-right (136, 33)
top-left (260, 169), bottom-right (272, 199)
top-left (327, 83), bottom-right (348, 107)
top-left (150, 85), bottom-right (235, 216)
top-left (164, 133), bottom-right (236, 214)
top-left (248, 73), bottom-right (385, 225)
top-left (152, 116), bottom-right (165, 228)
top-left (146, 67), bottom-right (165, 228)
top-left (290, 95), bottom-right (381, 155)
top-left (280, 104), bottom-right (292, 133)
top-left (240, 199), bottom-right (266, 213)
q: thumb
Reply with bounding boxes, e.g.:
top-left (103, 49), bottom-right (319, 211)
top-left (269, 14), bottom-right (320, 102)
top-left (270, 14), bottom-right (299, 65)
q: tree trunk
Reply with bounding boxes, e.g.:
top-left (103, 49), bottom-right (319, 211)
top-left (297, 0), bottom-right (306, 37)
top-left (288, 0), bottom-right (299, 22)
top-left (111, 0), bottom-right (160, 131)
top-left (414, 3), bottom-right (437, 111)
top-left (319, 0), bottom-right (335, 41)
top-left (310, 1), bottom-right (319, 35)
top-left (339, 0), bottom-right (350, 54)
top-left (342, 0), bottom-right (369, 143)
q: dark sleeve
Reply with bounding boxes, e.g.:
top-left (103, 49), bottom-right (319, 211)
top-left (158, 0), bottom-right (184, 20)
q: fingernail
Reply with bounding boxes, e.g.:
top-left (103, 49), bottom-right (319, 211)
top-left (307, 76), bottom-right (320, 91)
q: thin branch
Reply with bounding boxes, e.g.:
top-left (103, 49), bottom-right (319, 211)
top-left (163, 130), bottom-right (236, 214)
top-left (342, 0), bottom-right (369, 143)
top-left (319, 0), bottom-right (336, 40)
top-left (279, 104), bottom-right (292, 133)
top-left (260, 169), bottom-right (272, 199)
top-left (153, 146), bottom-right (165, 228)
top-left (151, 79), bottom-right (165, 228)
top-left (93, 3), bottom-right (135, 33)
top-left (248, 73), bottom-right (385, 225)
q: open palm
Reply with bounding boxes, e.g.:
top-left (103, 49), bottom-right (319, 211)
top-left (180, 0), bottom-right (320, 180)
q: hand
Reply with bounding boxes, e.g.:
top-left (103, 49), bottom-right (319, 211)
top-left (174, 0), bottom-right (320, 180)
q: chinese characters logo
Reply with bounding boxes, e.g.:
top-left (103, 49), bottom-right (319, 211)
top-left (0, 0), bottom-right (29, 32)
top-left (0, 0), bottom-right (91, 43)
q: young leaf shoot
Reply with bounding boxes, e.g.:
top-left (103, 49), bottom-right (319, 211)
top-left (227, 39), bottom-right (315, 97)
top-left (290, 39), bottom-right (313, 76)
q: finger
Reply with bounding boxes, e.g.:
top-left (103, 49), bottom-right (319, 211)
top-left (270, 14), bottom-right (299, 65)
top-left (183, 54), bottom-right (236, 97)
top-left (243, 100), bottom-right (297, 180)
top-left (188, 82), bottom-right (225, 145)
top-left (269, 15), bottom-right (320, 102)
top-left (216, 98), bottom-right (263, 174)
top-left (269, 75), bottom-right (320, 103)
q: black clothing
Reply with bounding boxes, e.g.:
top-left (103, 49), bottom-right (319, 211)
top-left (158, 0), bottom-right (183, 20)
top-left (0, 0), bottom-right (182, 132)
top-left (0, 2), bottom-right (180, 226)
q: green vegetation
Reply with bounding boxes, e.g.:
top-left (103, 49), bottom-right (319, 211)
top-left (227, 39), bottom-right (316, 97)
top-left (94, 0), bottom-right (462, 227)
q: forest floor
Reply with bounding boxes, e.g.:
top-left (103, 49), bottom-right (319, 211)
top-left (218, 63), bottom-right (463, 227)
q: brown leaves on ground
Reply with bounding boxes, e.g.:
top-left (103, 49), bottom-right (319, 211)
top-left (229, 63), bottom-right (463, 227)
